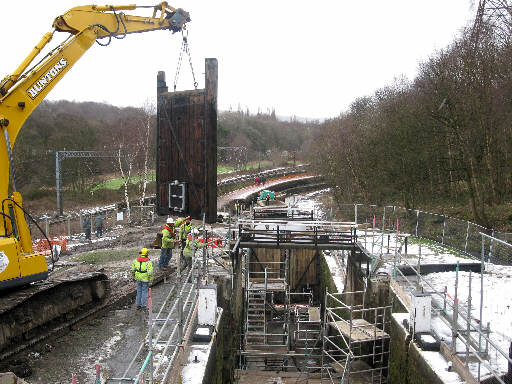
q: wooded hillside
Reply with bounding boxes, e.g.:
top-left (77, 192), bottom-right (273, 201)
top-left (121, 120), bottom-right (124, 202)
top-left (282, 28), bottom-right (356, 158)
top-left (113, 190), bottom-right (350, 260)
top-left (310, 14), bottom-right (512, 227)
top-left (13, 100), bottom-right (314, 207)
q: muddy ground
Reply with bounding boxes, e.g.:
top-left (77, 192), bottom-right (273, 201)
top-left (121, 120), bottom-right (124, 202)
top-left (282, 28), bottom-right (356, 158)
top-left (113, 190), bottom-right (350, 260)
top-left (7, 215), bottom-right (228, 384)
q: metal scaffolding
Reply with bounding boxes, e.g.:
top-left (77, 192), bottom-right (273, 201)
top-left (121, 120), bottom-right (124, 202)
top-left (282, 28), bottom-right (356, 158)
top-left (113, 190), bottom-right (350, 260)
top-left (321, 290), bottom-right (392, 384)
top-left (243, 248), bottom-right (290, 361)
top-left (106, 229), bottom-right (213, 383)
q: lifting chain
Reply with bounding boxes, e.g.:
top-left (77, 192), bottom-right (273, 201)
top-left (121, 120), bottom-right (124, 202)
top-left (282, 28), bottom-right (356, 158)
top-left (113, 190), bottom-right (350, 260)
top-left (173, 29), bottom-right (198, 91)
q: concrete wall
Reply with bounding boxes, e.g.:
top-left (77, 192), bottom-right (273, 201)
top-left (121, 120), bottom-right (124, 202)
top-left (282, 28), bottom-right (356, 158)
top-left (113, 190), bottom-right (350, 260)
top-left (389, 315), bottom-right (445, 384)
top-left (206, 251), bottom-right (244, 384)
top-left (201, 312), bottom-right (223, 384)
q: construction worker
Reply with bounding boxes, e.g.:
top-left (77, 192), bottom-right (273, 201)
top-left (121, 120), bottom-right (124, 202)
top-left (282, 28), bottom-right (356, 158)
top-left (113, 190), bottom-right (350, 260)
top-left (95, 213), bottom-right (104, 238)
top-left (82, 215), bottom-right (91, 240)
top-left (159, 217), bottom-right (175, 269)
top-left (177, 216), bottom-right (194, 248)
top-left (183, 228), bottom-right (205, 268)
top-left (130, 248), bottom-right (153, 310)
top-left (174, 215), bottom-right (189, 230)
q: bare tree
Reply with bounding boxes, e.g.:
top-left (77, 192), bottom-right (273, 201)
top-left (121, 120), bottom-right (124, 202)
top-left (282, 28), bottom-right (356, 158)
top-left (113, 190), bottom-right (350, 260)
top-left (117, 144), bottom-right (137, 223)
top-left (136, 101), bottom-right (156, 207)
top-left (110, 109), bottom-right (141, 224)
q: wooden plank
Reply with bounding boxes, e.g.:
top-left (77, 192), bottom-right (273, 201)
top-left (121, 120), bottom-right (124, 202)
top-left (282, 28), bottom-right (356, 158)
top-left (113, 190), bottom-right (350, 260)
top-left (205, 58), bottom-right (218, 222)
top-left (308, 307), bottom-right (321, 321)
top-left (236, 370), bottom-right (324, 383)
top-left (251, 248), bottom-right (281, 274)
top-left (290, 248), bottom-right (317, 289)
top-left (248, 281), bottom-right (286, 291)
top-left (328, 319), bottom-right (388, 342)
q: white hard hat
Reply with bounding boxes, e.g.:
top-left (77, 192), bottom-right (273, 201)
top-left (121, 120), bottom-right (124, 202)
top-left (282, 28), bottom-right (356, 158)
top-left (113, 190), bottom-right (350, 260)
top-left (192, 228), bottom-right (199, 235)
top-left (166, 217), bottom-right (174, 224)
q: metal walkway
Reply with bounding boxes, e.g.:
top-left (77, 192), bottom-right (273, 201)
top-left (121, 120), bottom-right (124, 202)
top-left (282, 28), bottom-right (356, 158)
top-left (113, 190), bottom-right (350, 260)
top-left (107, 260), bottom-right (201, 383)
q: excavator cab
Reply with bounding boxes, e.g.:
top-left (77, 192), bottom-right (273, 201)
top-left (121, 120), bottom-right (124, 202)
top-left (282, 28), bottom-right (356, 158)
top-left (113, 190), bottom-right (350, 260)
top-left (0, 193), bottom-right (48, 290)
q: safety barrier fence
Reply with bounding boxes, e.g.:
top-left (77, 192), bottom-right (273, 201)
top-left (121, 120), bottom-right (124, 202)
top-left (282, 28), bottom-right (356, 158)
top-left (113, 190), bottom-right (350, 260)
top-left (252, 208), bottom-right (315, 221)
top-left (338, 203), bottom-right (512, 265)
top-left (358, 214), bottom-right (512, 384)
top-left (28, 205), bottom-right (155, 245)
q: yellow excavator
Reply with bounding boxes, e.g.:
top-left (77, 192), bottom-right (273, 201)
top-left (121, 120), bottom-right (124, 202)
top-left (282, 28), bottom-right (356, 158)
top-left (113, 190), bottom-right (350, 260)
top-left (0, 3), bottom-right (189, 357)
top-left (0, 2), bottom-right (189, 289)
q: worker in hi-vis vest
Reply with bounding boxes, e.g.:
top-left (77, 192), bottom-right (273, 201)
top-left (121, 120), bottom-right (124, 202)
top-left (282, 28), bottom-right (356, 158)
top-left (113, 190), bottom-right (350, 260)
top-left (183, 227), bottom-right (205, 268)
top-left (177, 216), bottom-right (194, 248)
top-left (159, 217), bottom-right (176, 269)
top-left (130, 248), bottom-right (153, 310)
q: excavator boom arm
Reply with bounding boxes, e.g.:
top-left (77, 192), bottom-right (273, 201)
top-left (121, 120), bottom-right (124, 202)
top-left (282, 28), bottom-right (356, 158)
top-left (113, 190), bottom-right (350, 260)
top-left (0, 3), bottom-right (189, 256)
top-left (0, 3), bottom-right (189, 96)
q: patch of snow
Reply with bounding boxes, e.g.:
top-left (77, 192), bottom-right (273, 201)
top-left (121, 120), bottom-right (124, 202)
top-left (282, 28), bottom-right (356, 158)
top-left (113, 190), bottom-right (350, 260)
top-left (196, 327), bottom-right (210, 336)
top-left (431, 316), bottom-right (451, 343)
top-left (422, 268), bottom-right (512, 377)
top-left (80, 204), bottom-right (116, 215)
top-left (419, 334), bottom-right (437, 344)
top-left (422, 351), bottom-right (464, 383)
top-left (181, 345), bottom-right (210, 384)
top-left (393, 314), bottom-right (464, 383)
top-left (393, 312), bottom-right (409, 324)
top-left (323, 253), bottom-right (344, 292)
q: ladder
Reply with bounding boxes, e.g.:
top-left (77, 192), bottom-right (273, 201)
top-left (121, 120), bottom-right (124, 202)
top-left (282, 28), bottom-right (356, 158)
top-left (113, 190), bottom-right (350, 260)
top-left (246, 290), bottom-right (266, 345)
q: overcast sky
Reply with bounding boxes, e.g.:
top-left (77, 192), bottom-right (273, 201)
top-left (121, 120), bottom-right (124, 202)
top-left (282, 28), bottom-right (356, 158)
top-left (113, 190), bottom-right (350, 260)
top-left (1, 1), bottom-right (475, 119)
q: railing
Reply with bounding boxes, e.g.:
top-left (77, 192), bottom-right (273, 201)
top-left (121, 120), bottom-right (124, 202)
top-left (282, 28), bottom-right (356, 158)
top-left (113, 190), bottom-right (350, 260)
top-left (321, 290), bottom-right (392, 384)
top-left (253, 208), bottom-right (315, 221)
top-left (339, 203), bottom-right (512, 265)
top-left (238, 225), bottom-right (356, 247)
top-left (357, 211), bottom-right (512, 384)
top-left (107, 241), bottom-right (209, 383)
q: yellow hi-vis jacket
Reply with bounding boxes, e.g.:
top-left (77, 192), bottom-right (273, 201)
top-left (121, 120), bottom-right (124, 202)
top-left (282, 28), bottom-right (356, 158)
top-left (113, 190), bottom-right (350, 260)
top-left (161, 224), bottom-right (176, 248)
top-left (183, 238), bottom-right (205, 258)
top-left (179, 222), bottom-right (194, 241)
top-left (130, 256), bottom-right (154, 283)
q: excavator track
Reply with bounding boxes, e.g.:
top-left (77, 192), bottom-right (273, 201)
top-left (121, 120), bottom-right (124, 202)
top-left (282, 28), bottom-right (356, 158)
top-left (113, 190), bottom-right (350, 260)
top-left (0, 271), bottom-right (110, 361)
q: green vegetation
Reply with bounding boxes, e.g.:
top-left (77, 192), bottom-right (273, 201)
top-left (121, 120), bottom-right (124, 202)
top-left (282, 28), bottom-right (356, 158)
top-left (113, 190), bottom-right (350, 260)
top-left (217, 165), bottom-right (234, 174)
top-left (93, 172), bottom-right (155, 191)
top-left (94, 160), bottom-right (282, 192)
top-left (73, 249), bottom-right (136, 263)
top-left (217, 161), bottom-right (273, 174)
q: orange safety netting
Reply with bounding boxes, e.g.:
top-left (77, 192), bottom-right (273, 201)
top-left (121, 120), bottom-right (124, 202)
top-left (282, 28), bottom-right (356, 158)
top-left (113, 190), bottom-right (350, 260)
top-left (33, 234), bottom-right (68, 255)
